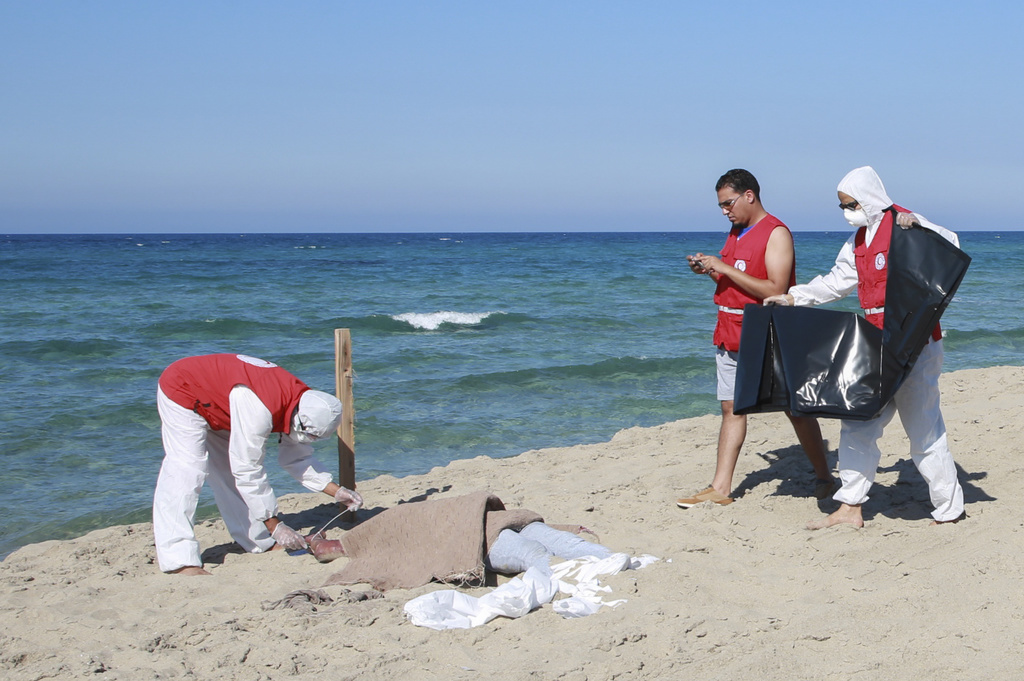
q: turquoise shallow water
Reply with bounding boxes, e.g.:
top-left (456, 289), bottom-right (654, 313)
top-left (1, 231), bottom-right (1021, 557)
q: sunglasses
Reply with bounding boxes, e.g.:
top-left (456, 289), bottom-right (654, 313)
top-left (718, 193), bottom-right (746, 210)
top-left (839, 200), bottom-right (860, 211)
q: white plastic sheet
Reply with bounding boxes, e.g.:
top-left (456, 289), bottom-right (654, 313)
top-left (403, 552), bottom-right (658, 630)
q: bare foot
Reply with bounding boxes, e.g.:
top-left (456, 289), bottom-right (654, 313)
top-left (931, 512), bottom-right (966, 526)
top-left (170, 566), bottom-right (211, 576)
top-left (806, 503), bottom-right (864, 530)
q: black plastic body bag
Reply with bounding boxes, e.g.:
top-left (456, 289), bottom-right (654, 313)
top-left (733, 214), bottom-right (971, 420)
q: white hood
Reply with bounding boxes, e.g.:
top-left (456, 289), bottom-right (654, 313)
top-left (837, 166), bottom-right (893, 231)
top-left (293, 390), bottom-right (343, 441)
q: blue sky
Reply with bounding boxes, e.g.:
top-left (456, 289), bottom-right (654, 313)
top-left (1, 1), bottom-right (1020, 233)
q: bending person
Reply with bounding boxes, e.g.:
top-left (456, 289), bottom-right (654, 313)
top-left (153, 353), bottom-right (363, 575)
top-left (764, 166), bottom-right (965, 529)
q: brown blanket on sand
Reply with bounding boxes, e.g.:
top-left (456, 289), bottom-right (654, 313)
top-left (322, 491), bottom-right (544, 591)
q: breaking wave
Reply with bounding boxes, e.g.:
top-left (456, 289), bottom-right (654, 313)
top-left (391, 311), bottom-right (504, 331)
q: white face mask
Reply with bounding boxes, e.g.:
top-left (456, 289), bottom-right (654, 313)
top-left (292, 413), bottom-right (318, 444)
top-left (843, 208), bottom-right (869, 228)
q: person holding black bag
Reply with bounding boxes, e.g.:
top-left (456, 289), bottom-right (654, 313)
top-left (765, 166), bottom-right (965, 529)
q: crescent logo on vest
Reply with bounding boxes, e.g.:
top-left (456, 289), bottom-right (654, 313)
top-left (735, 260), bottom-right (747, 272)
top-left (236, 354), bottom-right (278, 368)
top-left (874, 253), bottom-right (886, 270)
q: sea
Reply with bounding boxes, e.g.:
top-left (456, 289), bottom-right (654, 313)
top-left (2, 231), bottom-right (1021, 559)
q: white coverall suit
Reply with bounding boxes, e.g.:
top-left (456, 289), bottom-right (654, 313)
top-left (787, 166), bottom-right (964, 522)
top-left (153, 385), bottom-right (334, 573)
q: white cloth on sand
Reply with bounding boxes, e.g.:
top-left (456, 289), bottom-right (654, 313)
top-left (403, 553), bottom-right (658, 630)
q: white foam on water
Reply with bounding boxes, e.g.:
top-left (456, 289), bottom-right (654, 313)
top-left (393, 311), bottom-right (496, 330)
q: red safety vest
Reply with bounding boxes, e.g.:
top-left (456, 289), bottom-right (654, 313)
top-left (712, 215), bottom-right (797, 352)
top-left (854, 206), bottom-right (942, 341)
top-left (159, 354), bottom-right (309, 432)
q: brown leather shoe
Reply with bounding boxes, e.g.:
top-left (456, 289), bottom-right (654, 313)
top-left (676, 486), bottom-right (733, 509)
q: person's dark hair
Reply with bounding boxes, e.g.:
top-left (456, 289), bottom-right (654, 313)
top-left (715, 169), bottom-right (760, 201)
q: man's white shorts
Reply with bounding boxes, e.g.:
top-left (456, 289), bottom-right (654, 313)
top-left (716, 348), bottom-right (739, 402)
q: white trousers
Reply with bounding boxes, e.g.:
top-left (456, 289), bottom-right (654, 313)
top-left (485, 522), bottom-right (614, 574)
top-left (153, 388), bottom-right (276, 572)
top-left (833, 340), bottom-right (964, 521)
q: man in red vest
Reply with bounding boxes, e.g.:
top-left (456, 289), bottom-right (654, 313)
top-left (765, 166), bottom-right (965, 528)
top-left (677, 169), bottom-right (832, 508)
top-left (153, 353), bottom-right (363, 575)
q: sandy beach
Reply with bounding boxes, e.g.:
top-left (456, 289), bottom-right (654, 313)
top-left (3, 365), bottom-right (1022, 680)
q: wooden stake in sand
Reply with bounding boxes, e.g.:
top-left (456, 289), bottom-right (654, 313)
top-left (334, 329), bottom-right (356, 497)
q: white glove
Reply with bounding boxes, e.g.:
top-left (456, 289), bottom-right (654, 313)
top-left (334, 486), bottom-right (364, 512)
top-left (271, 521), bottom-right (308, 551)
top-left (763, 294), bottom-right (793, 306)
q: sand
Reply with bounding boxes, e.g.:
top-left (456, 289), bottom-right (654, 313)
top-left (3, 365), bottom-right (1023, 680)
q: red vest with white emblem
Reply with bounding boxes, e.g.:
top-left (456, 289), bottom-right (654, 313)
top-left (159, 353), bottom-right (309, 432)
top-left (712, 214), bottom-right (797, 351)
top-left (854, 206), bottom-right (942, 341)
